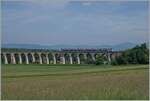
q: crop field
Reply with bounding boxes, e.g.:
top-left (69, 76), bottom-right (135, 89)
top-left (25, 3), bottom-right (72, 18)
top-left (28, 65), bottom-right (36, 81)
top-left (1, 64), bottom-right (149, 100)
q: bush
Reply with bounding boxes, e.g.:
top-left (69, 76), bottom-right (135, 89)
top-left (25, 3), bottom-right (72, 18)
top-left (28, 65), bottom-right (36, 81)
top-left (95, 59), bottom-right (104, 65)
top-left (85, 59), bottom-right (95, 64)
top-left (114, 43), bottom-right (149, 65)
top-left (111, 59), bottom-right (118, 65)
top-left (95, 54), bottom-right (108, 65)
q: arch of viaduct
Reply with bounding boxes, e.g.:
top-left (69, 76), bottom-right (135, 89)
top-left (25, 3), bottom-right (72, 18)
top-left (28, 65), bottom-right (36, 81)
top-left (1, 48), bottom-right (122, 64)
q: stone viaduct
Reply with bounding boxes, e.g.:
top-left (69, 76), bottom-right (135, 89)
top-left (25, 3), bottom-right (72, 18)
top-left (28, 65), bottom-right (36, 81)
top-left (1, 48), bottom-right (122, 64)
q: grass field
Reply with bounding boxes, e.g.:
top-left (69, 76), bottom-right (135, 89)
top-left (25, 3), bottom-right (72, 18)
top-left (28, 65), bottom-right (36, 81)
top-left (1, 64), bottom-right (149, 100)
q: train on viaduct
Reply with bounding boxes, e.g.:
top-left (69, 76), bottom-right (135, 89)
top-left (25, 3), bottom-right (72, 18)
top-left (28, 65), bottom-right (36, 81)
top-left (1, 48), bottom-right (122, 64)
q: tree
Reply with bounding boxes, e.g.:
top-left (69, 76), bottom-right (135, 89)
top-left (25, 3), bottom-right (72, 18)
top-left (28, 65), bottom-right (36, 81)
top-left (113, 43), bottom-right (149, 65)
top-left (116, 56), bottom-right (128, 64)
top-left (95, 54), bottom-right (107, 65)
top-left (136, 49), bottom-right (149, 64)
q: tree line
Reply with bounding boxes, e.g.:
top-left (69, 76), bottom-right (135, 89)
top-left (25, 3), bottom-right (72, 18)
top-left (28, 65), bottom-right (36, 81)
top-left (95, 43), bottom-right (149, 65)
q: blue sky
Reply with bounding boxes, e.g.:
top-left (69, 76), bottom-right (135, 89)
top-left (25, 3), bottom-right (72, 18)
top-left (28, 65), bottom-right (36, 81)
top-left (1, 0), bottom-right (149, 45)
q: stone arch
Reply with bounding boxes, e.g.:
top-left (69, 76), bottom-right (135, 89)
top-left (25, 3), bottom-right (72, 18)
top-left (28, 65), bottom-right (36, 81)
top-left (6, 53), bottom-right (11, 64)
top-left (90, 53), bottom-right (97, 61)
top-left (1, 54), bottom-right (5, 64)
top-left (59, 53), bottom-right (64, 64)
top-left (64, 53), bottom-right (70, 64)
top-left (87, 53), bottom-right (92, 59)
top-left (85, 53), bottom-right (93, 64)
top-left (21, 53), bottom-right (26, 64)
top-left (79, 53), bottom-right (85, 64)
top-left (72, 53), bottom-right (78, 64)
top-left (14, 53), bottom-right (19, 64)
top-left (41, 53), bottom-right (47, 64)
top-left (28, 53), bottom-right (33, 64)
top-left (34, 53), bottom-right (40, 64)
top-left (48, 53), bottom-right (53, 64)
top-left (55, 53), bottom-right (60, 64)
top-left (30, 53), bottom-right (36, 64)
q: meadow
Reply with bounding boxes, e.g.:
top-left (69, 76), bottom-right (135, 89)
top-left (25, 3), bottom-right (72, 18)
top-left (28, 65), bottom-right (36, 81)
top-left (1, 64), bottom-right (149, 100)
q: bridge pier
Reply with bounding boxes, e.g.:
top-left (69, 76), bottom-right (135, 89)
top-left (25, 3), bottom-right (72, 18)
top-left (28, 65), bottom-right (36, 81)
top-left (83, 53), bottom-right (87, 60)
top-left (3, 53), bottom-right (8, 64)
top-left (69, 53), bottom-right (73, 64)
top-left (77, 54), bottom-right (80, 64)
top-left (18, 53), bottom-right (22, 64)
top-left (107, 53), bottom-right (111, 62)
top-left (61, 54), bottom-right (65, 64)
top-left (38, 53), bottom-right (42, 64)
top-left (91, 53), bottom-right (95, 61)
top-left (46, 54), bottom-right (49, 64)
top-left (24, 53), bottom-right (29, 64)
top-left (52, 53), bottom-right (56, 64)
top-left (11, 53), bottom-right (16, 64)
top-left (31, 53), bottom-right (35, 63)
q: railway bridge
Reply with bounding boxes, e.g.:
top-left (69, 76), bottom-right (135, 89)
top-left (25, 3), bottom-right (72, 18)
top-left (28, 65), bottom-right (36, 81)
top-left (1, 48), bottom-right (122, 64)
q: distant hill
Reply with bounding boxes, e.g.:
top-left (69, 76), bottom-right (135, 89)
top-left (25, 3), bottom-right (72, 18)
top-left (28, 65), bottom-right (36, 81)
top-left (111, 43), bottom-right (137, 51)
top-left (1, 42), bottom-right (139, 51)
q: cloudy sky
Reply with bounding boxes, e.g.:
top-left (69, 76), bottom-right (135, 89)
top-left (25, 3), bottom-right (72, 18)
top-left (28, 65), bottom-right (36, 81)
top-left (1, 0), bottom-right (149, 45)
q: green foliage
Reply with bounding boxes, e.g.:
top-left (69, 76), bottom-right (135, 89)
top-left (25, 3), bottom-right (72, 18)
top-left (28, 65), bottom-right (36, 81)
top-left (116, 54), bottom-right (129, 64)
top-left (95, 54), bottom-right (107, 65)
top-left (113, 43), bottom-right (149, 65)
top-left (85, 59), bottom-right (95, 64)
top-left (111, 59), bottom-right (118, 65)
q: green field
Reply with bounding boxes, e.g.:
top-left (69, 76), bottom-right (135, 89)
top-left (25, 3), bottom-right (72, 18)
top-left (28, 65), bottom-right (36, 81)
top-left (1, 64), bottom-right (149, 100)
